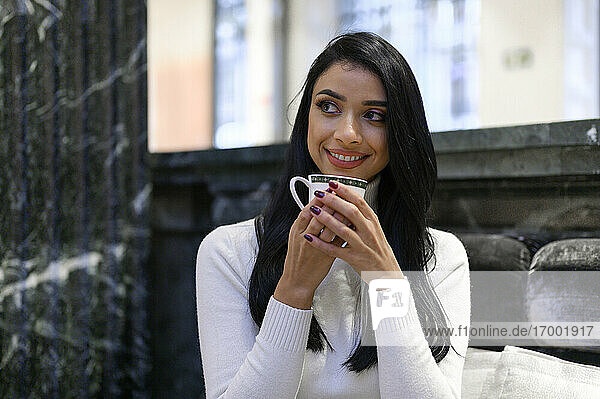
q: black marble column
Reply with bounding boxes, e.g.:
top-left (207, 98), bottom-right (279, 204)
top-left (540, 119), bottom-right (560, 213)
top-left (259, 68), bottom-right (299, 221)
top-left (0, 1), bottom-right (149, 397)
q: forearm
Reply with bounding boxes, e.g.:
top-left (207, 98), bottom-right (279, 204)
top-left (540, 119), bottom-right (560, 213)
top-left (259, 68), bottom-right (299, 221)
top-left (374, 298), bottom-right (463, 399)
top-left (201, 295), bottom-right (312, 399)
top-left (372, 254), bottom-right (470, 399)
top-left (197, 227), bottom-right (314, 399)
top-left (273, 276), bottom-right (315, 310)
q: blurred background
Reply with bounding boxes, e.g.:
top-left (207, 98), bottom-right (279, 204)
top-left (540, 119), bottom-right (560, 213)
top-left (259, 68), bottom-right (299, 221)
top-left (148, 0), bottom-right (599, 152)
top-left (1, 1), bottom-right (600, 398)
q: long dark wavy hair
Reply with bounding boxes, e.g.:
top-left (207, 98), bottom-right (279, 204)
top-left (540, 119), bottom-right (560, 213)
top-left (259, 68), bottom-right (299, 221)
top-left (249, 31), bottom-right (458, 373)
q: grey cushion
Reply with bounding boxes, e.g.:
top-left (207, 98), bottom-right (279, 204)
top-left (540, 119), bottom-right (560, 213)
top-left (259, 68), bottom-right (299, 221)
top-left (457, 233), bottom-right (531, 271)
top-left (458, 234), bottom-right (530, 332)
top-left (530, 238), bottom-right (600, 271)
top-left (527, 239), bottom-right (600, 351)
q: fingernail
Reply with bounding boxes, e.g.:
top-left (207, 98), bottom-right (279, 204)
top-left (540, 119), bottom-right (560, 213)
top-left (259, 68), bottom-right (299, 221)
top-left (310, 206), bottom-right (321, 215)
top-left (304, 234), bottom-right (313, 242)
top-left (329, 181), bottom-right (338, 189)
top-left (325, 188), bottom-right (333, 193)
top-left (314, 190), bottom-right (325, 198)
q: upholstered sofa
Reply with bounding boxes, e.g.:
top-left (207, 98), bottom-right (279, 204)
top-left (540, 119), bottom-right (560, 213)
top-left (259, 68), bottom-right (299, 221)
top-left (457, 235), bottom-right (600, 398)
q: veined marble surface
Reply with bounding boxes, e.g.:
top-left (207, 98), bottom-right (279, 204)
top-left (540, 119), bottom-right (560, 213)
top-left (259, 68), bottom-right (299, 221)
top-left (0, 1), bottom-right (150, 397)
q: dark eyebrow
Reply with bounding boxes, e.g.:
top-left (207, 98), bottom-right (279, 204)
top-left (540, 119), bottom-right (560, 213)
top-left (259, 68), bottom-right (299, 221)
top-left (316, 89), bottom-right (346, 101)
top-left (362, 100), bottom-right (387, 107)
top-left (315, 89), bottom-right (387, 107)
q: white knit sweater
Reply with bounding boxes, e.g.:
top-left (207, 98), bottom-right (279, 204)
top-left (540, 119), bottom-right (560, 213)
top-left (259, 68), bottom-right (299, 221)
top-left (196, 178), bottom-right (471, 398)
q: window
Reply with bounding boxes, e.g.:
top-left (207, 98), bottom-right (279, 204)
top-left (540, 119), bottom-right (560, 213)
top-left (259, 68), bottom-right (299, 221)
top-left (339, 0), bottom-right (480, 132)
top-left (148, 0), bottom-right (599, 151)
top-left (213, 0), bottom-right (286, 149)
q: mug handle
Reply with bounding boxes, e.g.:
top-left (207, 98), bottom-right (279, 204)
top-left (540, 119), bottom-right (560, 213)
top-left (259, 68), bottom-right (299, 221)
top-left (289, 176), bottom-right (310, 210)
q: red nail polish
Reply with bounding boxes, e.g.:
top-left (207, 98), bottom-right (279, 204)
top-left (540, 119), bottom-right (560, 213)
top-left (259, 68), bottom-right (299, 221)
top-left (329, 181), bottom-right (338, 189)
top-left (325, 188), bottom-right (333, 193)
top-left (310, 206), bottom-right (321, 215)
top-left (304, 234), bottom-right (313, 242)
top-left (314, 190), bottom-right (325, 198)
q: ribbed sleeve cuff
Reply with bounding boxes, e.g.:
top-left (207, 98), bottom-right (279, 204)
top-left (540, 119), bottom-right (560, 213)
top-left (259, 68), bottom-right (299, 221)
top-left (376, 303), bottom-right (420, 332)
top-left (374, 294), bottom-right (423, 346)
top-left (256, 295), bottom-right (313, 352)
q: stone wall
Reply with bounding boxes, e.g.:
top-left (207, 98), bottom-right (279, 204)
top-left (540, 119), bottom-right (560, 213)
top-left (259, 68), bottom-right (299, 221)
top-left (0, 1), bottom-right (149, 397)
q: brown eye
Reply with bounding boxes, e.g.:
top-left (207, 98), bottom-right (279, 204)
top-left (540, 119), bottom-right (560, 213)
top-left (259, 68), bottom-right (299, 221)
top-left (364, 110), bottom-right (385, 122)
top-left (317, 100), bottom-right (340, 114)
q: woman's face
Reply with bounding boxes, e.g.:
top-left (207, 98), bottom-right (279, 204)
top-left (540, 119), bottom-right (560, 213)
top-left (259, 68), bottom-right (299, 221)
top-left (307, 62), bottom-right (389, 182)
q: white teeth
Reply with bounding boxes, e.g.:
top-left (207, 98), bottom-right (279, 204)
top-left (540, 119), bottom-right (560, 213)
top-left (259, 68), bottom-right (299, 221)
top-left (330, 151), bottom-right (366, 162)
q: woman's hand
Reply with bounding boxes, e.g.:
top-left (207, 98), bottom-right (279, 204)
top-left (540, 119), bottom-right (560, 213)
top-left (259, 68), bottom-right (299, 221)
top-left (274, 196), bottom-right (349, 308)
top-left (303, 181), bottom-right (404, 282)
top-left (307, 188), bottom-right (352, 244)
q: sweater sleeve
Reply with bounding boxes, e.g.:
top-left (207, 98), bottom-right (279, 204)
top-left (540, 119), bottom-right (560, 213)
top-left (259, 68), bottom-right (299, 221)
top-left (196, 226), bottom-right (313, 399)
top-left (373, 232), bottom-right (470, 399)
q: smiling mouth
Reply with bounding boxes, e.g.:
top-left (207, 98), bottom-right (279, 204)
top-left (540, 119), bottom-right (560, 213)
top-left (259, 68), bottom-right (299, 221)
top-left (325, 149), bottom-right (370, 169)
top-left (326, 149), bottom-right (369, 162)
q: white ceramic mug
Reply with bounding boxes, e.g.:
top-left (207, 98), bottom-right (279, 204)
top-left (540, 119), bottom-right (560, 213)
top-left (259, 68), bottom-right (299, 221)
top-left (289, 174), bottom-right (368, 210)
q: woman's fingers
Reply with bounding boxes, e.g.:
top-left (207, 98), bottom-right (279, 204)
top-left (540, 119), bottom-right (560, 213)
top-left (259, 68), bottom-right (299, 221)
top-left (293, 205), bottom-right (313, 234)
top-left (308, 204), bottom-right (361, 247)
top-left (295, 186), bottom-right (363, 249)
top-left (305, 190), bottom-right (351, 243)
top-left (300, 195), bottom-right (335, 236)
top-left (331, 235), bottom-right (347, 248)
top-left (303, 231), bottom-right (349, 261)
top-left (293, 196), bottom-right (324, 234)
top-left (305, 203), bottom-right (334, 237)
top-left (318, 211), bottom-right (348, 243)
top-left (327, 180), bottom-right (378, 223)
top-left (312, 190), bottom-right (370, 233)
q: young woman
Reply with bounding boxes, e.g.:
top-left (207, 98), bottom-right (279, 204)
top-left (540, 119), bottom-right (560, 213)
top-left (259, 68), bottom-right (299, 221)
top-left (196, 32), bottom-right (470, 398)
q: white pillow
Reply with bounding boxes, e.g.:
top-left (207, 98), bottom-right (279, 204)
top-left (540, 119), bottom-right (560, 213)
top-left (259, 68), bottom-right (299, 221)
top-left (484, 346), bottom-right (600, 398)
top-left (461, 348), bottom-right (502, 399)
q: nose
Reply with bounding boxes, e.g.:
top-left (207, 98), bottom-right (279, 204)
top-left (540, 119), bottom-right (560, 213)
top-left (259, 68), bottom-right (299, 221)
top-left (333, 114), bottom-right (362, 145)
